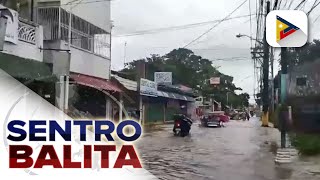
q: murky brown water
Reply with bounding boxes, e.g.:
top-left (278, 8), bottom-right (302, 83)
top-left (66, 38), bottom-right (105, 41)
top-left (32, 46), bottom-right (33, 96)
top-left (136, 118), bottom-right (320, 180)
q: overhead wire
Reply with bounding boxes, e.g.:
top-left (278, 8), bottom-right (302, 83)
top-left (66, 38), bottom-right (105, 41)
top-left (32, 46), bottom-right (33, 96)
top-left (307, 0), bottom-right (320, 14)
top-left (313, 10), bottom-right (320, 22)
top-left (65, 0), bottom-right (81, 5)
top-left (287, 0), bottom-right (295, 9)
top-left (277, 0), bottom-right (282, 9)
top-left (282, 0), bottom-right (288, 9)
top-left (60, 0), bottom-right (112, 6)
top-left (294, 0), bottom-right (307, 10)
top-left (300, 0), bottom-right (309, 10)
top-left (182, 0), bottom-right (248, 48)
top-left (114, 14), bottom-right (255, 37)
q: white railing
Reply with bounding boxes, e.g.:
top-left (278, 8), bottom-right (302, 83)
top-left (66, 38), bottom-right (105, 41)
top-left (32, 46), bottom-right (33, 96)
top-left (37, 7), bottom-right (110, 58)
top-left (18, 18), bottom-right (36, 44)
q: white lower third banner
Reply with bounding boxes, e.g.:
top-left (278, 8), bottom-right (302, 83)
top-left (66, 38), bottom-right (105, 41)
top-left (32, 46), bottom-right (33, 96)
top-left (0, 69), bottom-right (158, 179)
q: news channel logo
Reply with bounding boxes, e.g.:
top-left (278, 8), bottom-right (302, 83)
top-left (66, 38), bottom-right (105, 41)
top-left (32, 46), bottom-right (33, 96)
top-left (266, 10), bottom-right (308, 47)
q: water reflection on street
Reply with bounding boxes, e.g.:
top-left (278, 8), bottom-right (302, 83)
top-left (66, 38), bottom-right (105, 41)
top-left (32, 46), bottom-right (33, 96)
top-left (137, 118), bottom-right (319, 180)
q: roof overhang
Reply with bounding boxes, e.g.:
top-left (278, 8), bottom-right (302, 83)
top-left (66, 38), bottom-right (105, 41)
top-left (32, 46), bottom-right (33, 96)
top-left (70, 73), bottom-right (122, 93)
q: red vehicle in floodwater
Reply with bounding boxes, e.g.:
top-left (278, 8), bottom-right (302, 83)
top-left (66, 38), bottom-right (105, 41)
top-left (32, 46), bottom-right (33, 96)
top-left (200, 111), bottom-right (230, 127)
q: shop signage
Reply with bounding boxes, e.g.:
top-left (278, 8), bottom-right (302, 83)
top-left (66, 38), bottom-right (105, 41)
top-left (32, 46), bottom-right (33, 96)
top-left (140, 78), bottom-right (158, 97)
top-left (154, 72), bottom-right (172, 85)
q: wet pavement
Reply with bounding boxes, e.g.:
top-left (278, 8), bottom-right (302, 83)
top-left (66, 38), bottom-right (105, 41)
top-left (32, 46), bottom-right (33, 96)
top-left (136, 118), bottom-right (320, 180)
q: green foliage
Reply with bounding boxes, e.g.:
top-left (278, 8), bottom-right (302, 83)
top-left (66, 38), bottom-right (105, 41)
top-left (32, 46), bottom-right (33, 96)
top-left (121, 48), bottom-right (250, 108)
top-left (1, 0), bottom-right (18, 10)
top-left (291, 134), bottom-right (320, 156)
top-left (286, 39), bottom-right (320, 69)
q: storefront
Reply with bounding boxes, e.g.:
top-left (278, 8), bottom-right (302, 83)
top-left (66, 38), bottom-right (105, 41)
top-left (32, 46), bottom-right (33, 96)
top-left (112, 75), bottom-right (196, 124)
top-left (70, 73), bottom-right (123, 120)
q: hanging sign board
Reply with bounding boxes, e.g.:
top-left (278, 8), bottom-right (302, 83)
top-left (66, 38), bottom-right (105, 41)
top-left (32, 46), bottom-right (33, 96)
top-left (154, 72), bottom-right (172, 85)
top-left (140, 78), bottom-right (158, 97)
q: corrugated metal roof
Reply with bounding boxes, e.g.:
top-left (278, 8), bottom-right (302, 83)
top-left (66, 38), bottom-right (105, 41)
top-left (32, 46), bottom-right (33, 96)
top-left (112, 75), bottom-right (138, 91)
top-left (71, 73), bottom-right (122, 92)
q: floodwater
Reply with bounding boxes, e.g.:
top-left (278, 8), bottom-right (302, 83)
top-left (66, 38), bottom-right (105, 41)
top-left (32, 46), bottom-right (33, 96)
top-left (137, 118), bottom-right (320, 180)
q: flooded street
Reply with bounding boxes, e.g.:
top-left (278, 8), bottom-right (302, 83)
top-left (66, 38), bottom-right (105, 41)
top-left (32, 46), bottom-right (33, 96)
top-left (137, 118), bottom-right (320, 180)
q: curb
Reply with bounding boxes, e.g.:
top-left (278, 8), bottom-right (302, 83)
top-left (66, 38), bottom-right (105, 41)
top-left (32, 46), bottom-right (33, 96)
top-left (275, 148), bottom-right (298, 164)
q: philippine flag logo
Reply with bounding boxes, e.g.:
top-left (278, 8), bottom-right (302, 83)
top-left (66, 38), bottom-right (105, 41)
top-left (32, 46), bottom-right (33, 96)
top-left (266, 10), bottom-right (308, 47)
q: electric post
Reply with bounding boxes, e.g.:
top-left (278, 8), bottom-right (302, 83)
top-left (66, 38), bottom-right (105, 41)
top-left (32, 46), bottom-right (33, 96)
top-left (262, 1), bottom-right (270, 127)
top-left (280, 47), bottom-right (288, 148)
top-left (137, 61), bottom-right (146, 125)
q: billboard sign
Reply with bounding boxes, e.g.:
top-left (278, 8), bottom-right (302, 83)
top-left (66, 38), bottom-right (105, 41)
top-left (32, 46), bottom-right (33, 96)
top-left (154, 72), bottom-right (172, 85)
top-left (209, 77), bottom-right (220, 85)
top-left (0, 5), bottom-right (19, 44)
top-left (140, 78), bottom-right (158, 97)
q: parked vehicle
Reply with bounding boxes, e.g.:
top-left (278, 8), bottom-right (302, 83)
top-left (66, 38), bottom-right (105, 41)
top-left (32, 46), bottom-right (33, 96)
top-left (173, 114), bottom-right (193, 137)
top-left (200, 111), bottom-right (229, 127)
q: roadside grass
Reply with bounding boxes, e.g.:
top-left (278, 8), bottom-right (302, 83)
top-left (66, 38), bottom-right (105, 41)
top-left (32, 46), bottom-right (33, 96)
top-left (291, 134), bottom-right (320, 156)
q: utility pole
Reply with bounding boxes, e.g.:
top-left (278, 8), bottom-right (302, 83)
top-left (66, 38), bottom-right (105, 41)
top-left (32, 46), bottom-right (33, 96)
top-left (137, 60), bottom-right (146, 125)
top-left (124, 41), bottom-right (127, 68)
top-left (30, 0), bottom-right (34, 21)
top-left (262, 0), bottom-right (270, 127)
top-left (280, 47), bottom-right (288, 148)
top-left (270, 47), bottom-right (275, 115)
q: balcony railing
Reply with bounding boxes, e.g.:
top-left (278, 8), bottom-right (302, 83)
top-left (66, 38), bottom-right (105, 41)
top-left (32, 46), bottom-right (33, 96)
top-left (36, 7), bottom-right (110, 58)
top-left (18, 18), bottom-right (36, 44)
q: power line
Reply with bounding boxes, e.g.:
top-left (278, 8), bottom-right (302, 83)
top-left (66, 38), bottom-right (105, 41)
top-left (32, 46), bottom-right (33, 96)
top-left (307, 0), bottom-right (320, 14)
top-left (65, 0), bottom-right (82, 5)
top-left (277, 0), bottom-right (283, 10)
top-left (182, 0), bottom-right (248, 48)
top-left (212, 57), bottom-right (251, 62)
top-left (282, 0), bottom-right (288, 9)
top-left (313, 11), bottom-right (320, 23)
top-left (71, 0), bottom-right (85, 8)
top-left (60, 0), bottom-right (112, 6)
top-left (294, 0), bottom-right (307, 10)
top-left (287, 0), bottom-right (295, 9)
top-left (300, 0), bottom-right (309, 10)
top-left (114, 14), bottom-right (255, 37)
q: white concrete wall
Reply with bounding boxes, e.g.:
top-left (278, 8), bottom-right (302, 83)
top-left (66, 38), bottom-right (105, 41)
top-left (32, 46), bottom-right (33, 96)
top-left (3, 26), bottom-right (43, 62)
top-left (70, 46), bottom-right (110, 79)
top-left (60, 0), bottom-right (111, 32)
top-left (58, 41), bottom-right (110, 79)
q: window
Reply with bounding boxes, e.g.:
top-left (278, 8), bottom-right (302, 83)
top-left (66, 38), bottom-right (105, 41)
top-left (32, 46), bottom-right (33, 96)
top-left (296, 77), bottom-right (307, 86)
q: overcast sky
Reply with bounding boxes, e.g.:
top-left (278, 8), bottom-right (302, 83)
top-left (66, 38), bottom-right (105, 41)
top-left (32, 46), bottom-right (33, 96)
top-left (111, 0), bottom-right (320, 103)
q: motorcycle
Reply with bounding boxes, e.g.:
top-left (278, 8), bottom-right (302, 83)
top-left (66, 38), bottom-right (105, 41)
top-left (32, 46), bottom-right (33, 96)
top-left (173, 114), bottom-right (193, 137)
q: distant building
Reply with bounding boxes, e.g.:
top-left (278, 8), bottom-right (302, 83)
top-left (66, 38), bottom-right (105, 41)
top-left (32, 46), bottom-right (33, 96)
top-left (0, 1), bottom-right (119, 119)
top-left (287, 60), bottom-right (320, 132)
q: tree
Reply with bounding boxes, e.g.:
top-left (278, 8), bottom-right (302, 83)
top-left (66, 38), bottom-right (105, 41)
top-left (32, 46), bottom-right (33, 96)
top-left (1, 0), bottom-right (18, 10)
top-left (121, 48), bottom-right (250, 108)
top-left (286, 39), bottom-right (320, 69)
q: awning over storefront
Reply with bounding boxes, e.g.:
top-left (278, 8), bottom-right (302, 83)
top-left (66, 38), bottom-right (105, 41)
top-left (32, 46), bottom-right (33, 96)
top-left (71, 73), bottom-right (122, 92)
top-left (112, 75), bottom-right (138, 91)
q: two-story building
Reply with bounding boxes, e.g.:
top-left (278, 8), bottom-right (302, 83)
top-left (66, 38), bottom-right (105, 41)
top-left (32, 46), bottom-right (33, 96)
top-left (0, 1), bottom-right (121, 119)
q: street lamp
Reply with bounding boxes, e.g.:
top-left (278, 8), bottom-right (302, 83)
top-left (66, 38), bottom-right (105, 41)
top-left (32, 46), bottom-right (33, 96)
top-left (236, 33), bottom-right (263, 45)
